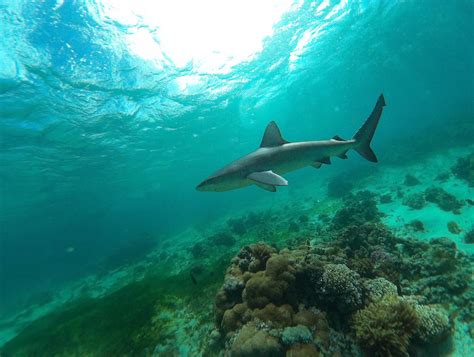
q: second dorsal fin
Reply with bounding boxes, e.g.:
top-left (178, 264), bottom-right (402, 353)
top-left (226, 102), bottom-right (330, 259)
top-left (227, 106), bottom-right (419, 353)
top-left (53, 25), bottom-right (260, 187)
top-left (332, 135), bottom-right (346, 141)
top-left (260, 121), bottom-right (289, 147)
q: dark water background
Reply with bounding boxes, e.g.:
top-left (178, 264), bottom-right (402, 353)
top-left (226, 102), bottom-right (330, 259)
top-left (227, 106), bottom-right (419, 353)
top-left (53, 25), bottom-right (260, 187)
top-left (1, 0), bottom-right (473, 315)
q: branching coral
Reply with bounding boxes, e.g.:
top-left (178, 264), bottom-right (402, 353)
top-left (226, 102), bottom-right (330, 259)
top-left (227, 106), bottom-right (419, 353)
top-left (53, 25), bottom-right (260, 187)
top-left (363, 277), bottom-right (398, 303)
top-left (352, 295), bottom-right (419, 357)
top-left (412, 304), bottom-right (451, 343)
top-left (319, 264), bottom-right (363, 313)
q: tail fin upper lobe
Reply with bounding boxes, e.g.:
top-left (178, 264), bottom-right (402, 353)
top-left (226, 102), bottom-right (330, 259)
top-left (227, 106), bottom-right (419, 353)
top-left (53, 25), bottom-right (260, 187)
top-left (352, 94), bottom-right (386, 162)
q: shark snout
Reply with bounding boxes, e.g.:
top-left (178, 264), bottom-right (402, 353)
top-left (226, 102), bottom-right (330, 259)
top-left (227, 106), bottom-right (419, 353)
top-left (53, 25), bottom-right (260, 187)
top-left (196, 179), bottom-right (211, 191)
top-left (196, 181), bottom-right (205, 191)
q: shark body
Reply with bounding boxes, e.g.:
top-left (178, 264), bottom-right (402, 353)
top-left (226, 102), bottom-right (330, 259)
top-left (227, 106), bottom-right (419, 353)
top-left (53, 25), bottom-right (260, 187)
top-left (197, 94), bottom-right (386, 192)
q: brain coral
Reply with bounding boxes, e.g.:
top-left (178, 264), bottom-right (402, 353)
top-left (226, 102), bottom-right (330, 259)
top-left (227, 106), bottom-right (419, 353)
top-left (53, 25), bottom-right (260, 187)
top-left (242, 255), bottom-right (295, 309)
top-left (230, 322), bottom-right (283, 357)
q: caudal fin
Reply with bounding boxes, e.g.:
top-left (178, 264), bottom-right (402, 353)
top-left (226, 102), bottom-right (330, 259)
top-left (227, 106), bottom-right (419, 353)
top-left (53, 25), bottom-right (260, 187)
top-left (352, 94), bottom-right (386, 163)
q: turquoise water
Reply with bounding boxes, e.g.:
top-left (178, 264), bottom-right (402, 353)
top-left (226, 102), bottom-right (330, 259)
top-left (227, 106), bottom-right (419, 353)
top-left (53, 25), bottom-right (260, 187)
top-left (1, 0), bottom-right (473, 355)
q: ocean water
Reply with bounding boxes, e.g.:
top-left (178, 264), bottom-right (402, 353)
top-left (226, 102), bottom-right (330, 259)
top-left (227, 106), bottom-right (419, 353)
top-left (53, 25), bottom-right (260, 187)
top-left (0, 0), bottom-right (473, 356)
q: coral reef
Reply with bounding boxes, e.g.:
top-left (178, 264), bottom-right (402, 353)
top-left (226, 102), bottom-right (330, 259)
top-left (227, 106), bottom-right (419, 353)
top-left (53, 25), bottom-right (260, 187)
top-left (405, 219), bottom-right (425, 232)
top-left (424, 187), bottom-right (463, 213)
top-left (331, 191), bottom-right (381, 229)
top-left (281, 325), bottom-right (313, 346)
top-left (451, 152), bottom-right (474, 187)
top-left (402, 192), bottom-right (426, 210)
top-left (404, 174), bottom-right (421, 186)
top-left (363, 277), bottom-right (398, 303)
top-left (352, 295), bottom-right (419, 357)
top-left (4, 176), bottom-right (471, 357)
top-left (230, 322), bottom-right (283, 356)
top-left (412, 304), bottom-right (451, 343)
top-left (464, 227), bottom-right (474, 244)
top-left (209, 198), bottom-right (471, 357)
top-left (318, 264), bottom-right (363, 313)
top-left (447, 221), bottom-right (462, 235)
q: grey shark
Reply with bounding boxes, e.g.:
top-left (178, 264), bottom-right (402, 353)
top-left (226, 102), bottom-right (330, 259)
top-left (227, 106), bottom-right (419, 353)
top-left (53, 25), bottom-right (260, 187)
top-left (197, 94), bottom-right (386, 192)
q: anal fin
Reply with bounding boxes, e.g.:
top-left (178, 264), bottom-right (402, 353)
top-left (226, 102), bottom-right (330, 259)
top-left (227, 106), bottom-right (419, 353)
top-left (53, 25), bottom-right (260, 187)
top-left (337, 151), bottom-right (348, 159)
top-left (312, 162), bottom-right (322, 169)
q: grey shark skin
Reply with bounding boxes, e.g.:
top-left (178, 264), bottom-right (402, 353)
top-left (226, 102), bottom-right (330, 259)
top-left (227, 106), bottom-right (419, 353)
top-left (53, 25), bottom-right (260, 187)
top-left (197, 94), bottom-right (386, 192)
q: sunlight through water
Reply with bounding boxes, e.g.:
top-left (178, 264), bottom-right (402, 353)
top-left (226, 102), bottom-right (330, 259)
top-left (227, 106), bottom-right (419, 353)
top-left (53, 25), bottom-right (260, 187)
top-left (89, 0), bottom-right (294, 74)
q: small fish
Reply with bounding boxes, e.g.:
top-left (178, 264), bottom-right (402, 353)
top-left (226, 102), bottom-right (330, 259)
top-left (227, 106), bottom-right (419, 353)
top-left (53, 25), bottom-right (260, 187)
top-left (66, 246), bottom-right (75, 253)
top-left (190, 271), bottom-right (197, 285)
top-left (466, 198), bottom-right (474, 206)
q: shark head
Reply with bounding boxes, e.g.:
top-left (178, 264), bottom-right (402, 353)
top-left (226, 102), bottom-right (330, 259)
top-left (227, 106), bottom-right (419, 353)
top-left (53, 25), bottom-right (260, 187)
top-left (196, 176), bottom-right (221, 192)
top-left (196, 165), bottom-right (245, 192)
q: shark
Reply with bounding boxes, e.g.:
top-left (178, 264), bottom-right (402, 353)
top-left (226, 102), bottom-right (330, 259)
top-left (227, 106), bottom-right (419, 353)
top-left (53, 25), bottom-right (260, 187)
top-left (197, 94), bottom-right (386, 192)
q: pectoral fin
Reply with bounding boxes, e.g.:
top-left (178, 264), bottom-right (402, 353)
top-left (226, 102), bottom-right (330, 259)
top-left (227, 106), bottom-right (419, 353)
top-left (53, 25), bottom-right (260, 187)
top-left (247, 170), bottom-right (288, 186)
top-left (255, 182), bottom-right (277, 192)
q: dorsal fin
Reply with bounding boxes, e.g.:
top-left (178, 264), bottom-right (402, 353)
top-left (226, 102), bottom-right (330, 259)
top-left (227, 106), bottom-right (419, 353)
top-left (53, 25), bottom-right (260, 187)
top-left (260, 121), bottom-right (288, 147)
top-left (332, 135), bottom-right (345, 141)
